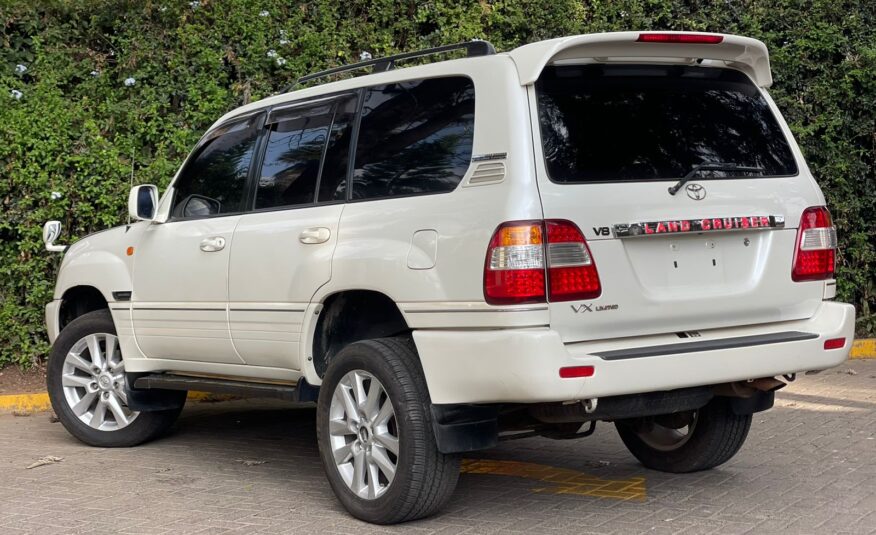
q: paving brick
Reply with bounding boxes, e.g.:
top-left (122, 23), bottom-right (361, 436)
top-left (0, 361), bottom-right (874, 534)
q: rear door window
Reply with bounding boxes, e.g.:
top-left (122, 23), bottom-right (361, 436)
top-left (256, 102), bottom-right (334, 209)
top-left (352, 76), bottom-right (475, 200)
top-left (535, 65), bottom-right (797, 183)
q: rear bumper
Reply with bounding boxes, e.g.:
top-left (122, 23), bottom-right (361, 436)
top-left (413, 301), bottom-right (855, 404)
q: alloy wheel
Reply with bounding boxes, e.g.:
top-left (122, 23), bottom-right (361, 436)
top-left (328, 370), bottom-right (399, 500)
top-left (61, 333), bottom-right (138, 431)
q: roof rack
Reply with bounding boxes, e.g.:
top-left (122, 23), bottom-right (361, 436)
top-left (282, 40), bottom-right (496, 93)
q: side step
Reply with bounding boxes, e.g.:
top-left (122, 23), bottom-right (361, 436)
top-left (131, 374), bottom-right (319, 403)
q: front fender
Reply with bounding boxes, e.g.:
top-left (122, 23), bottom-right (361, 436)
top-left (53, 223), bottom-right (147, 302)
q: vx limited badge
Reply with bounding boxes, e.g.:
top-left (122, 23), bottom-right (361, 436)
top-left (571, 303), bottom-right (619, 313)
top-left (685, 183), bottom-right (706, 201)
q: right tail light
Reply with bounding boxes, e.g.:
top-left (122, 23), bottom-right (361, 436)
top-left (792, 206), bottom-right (837, 281)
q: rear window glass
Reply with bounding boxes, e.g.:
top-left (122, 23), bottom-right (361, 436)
top-left (536, 65), bottom-right (797, 183)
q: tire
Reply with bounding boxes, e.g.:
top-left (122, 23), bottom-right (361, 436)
top-left (316, 337), bottom-right (460, 524)
top-left (47, 309), bottom-right (184, 447)
top-left (615, 397), bottom-right (751, 473)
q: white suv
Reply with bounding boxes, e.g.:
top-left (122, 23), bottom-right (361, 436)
top-left (42, 32), bottom-right (855, 524)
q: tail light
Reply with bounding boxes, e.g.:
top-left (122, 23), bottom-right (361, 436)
top-left (546, 220), bottom-right (601, 301)
top-left (792, 206), bottom-right (837, 281)
top-left (484, 221), bottom-right (546, 305)
top-left (484, 220), bottom-right (601, 304)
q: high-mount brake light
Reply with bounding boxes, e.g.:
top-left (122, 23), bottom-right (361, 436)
top-left (636, 33), bottom-right (724, 44)
top-left (484, 220), bottom-right (601, 305)
top-left (792, 207), bottom-right (837, 282)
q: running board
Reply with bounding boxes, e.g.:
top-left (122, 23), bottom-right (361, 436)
top-left (131, 374), bottom-right (319, 402)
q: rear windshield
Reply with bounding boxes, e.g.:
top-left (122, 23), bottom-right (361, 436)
top-left (536, 65), bottom-right (798, 183)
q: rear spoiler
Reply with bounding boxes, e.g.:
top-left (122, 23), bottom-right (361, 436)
top-left (509, 31), bottom-right (772, 87)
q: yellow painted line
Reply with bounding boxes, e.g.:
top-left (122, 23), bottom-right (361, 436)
top-left (850, 339), bottom-right (876, 359)
top-left (0, 391), bottom-right (234, 414)
top-left (461, 458), bottom-right (646, 501)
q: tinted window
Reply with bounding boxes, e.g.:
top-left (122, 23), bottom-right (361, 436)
top-left (536, 65), bottom-right (797, 183)
top-left (255, 103), bottom-right (333, 209)
top-left (318, 96), bottom-right (357, 202)
top-left (352, 77), bottom-right (475, 200)
top-left (172, 115), bottom-right (260, 218)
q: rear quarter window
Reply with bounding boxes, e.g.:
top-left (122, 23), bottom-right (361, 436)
top-left (536, 65), bottom-right (798, 183)
top-left (352, 76), bottom-right (475, 200)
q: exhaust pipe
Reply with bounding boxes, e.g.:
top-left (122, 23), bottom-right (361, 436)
top-left (714, 377), bottom-right (786, 398)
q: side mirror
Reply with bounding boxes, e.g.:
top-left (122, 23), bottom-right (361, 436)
top-left (128, 184), bottom-right (159, 221)
top-left (43, 221), bottom-right (67, 252)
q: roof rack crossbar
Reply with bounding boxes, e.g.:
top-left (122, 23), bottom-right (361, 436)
top-left (283, 40), bottom-right (496, 93)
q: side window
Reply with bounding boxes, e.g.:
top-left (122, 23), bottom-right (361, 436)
top-left (318, 95), bottom-right (357, 202)
top-left (171, 115), bottom-right (260, 218)
top-left (352, 76), bottom-right (475, 200)
top-left (255, 103), bottom-right (333, 210)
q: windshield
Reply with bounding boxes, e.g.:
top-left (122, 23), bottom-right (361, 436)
top-left (535, 64), bottom-right (798, 183)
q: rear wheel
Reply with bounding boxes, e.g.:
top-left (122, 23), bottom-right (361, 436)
top-left (47, 309), bottom-right (183, 447)
top-left (316, 337), bottom-right (459, 524)
top-left (615, 397), bottom-right (751, 473)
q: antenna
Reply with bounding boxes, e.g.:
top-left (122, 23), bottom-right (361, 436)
top-left (127, 145), bottom-right (134, 225)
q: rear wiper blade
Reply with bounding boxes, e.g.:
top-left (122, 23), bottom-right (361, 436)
top-left (668, 163), bottom-right (765, 196)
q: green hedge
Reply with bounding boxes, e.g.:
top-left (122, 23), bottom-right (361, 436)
top-left (1, 0), bottom-right (874, 367)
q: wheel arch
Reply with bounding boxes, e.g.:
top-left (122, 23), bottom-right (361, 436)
top-left (310, 289), bottom-right (411, 380)
top-left (59, 285), bottom-right (110, 332)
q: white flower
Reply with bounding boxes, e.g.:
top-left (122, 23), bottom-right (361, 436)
top-left (279, 38), bottom-right (289, 45)
top-left (259, 9), bottom-right (270, 17)
top-left (159, 6), bottom-right (167, 12)
top-left (90, 70), bottom-right (100, 77)
top-left (275, 57), bottom-right (287, 66)
top-left (15, 64), bottom-right (27, 74)
top-left (266, 49), bottom-right (278, 58)
top-left (189, 0), bottom-right (200, 9)
top-left (360, 51), bottom-right (372, 61)
top-left (124, 77), bottom-right (136, 87)
top-left (10, 89), bottom-right (22, 99)
top-left (50, 191), bottom-right (62, 200)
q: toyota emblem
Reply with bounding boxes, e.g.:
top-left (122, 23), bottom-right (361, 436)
top-left (685, 183), bottom-right (706, 201)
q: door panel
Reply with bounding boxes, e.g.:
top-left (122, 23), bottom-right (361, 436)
top-left (228, 205), bottom-right (344, 368)
top-left (132, 217), bottom-right (243, 363)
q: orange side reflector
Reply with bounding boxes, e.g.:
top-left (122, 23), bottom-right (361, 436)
top-left (126, 246), bottom-right (134, 256)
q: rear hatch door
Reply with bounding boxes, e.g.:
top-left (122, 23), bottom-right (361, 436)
top-left (528, 61), bottom-right (826, 343)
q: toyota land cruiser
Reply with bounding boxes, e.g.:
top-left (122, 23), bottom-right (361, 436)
top-left (42, 32), bottom-right (855, 524)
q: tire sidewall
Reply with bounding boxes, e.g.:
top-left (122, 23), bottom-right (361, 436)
top-left (316, 342), bottom-right (431, 521)
top-left (47, 309), bottom-right (179, 447)
top-left (616, 398), bottom-right (752, 473)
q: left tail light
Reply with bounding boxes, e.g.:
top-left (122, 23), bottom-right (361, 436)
top-left (483, 219), bottom-right (601, 304)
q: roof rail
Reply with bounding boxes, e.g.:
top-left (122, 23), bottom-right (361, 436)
top-left (281, 40), bottom-right (496, 93)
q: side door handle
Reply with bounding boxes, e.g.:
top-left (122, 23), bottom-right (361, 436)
top-left (299, 227), bottom-right (331, 244)
top-left (200, 236), bottom-right (226, 252)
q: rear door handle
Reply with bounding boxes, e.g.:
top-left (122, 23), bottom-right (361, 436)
top-left (199, 236), bottom-right (226, 252)
top-left (299, 227), bottom-right (331, 244)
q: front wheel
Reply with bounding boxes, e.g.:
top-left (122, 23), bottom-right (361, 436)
top-left (47, 309), bottom-right (183, 447)
top-left (615, 397), bottom-right (752, 473)
top-left (316, 337), bottom-right (460, 524)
